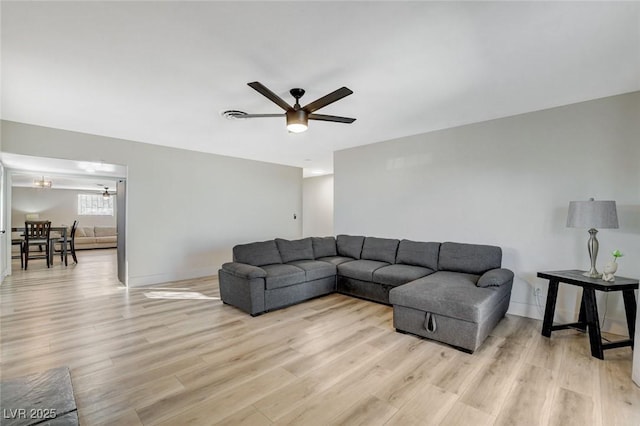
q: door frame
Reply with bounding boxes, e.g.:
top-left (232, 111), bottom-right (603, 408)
top-left (1, 162), bottom-right (7, 282)
top-left (3, 166), bottom-right (128, 284)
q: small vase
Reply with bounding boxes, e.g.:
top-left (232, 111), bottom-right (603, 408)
top-left (602, 261), bottom-right (618, 282)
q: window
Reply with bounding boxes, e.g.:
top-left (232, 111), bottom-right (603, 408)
top-left (78, 194), bottom-right (114, 216)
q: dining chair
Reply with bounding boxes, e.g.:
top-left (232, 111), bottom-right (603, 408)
top-left (23, 220), bottom-right (52, 270)
top-left (55, 220), bottom-right (79, 265)
top-left (11, 237), bottom-right (24, 269)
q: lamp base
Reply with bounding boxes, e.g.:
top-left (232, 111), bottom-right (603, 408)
top-left (584, 228), bottom-right (601, 279)
top-left (582, 271), bottom-right (602, 279)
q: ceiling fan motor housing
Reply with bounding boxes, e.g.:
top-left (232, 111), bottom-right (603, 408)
top-left (286, 108), bottom-right (308, 132)
top-left (290, 88), bottom-right (305, 102)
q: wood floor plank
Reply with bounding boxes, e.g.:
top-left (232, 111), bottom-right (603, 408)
top-left (548, 388), bottom-right (594, 426)
top-left (214, 405), bottom-right (273, 426)
top-left (253, 377), bottom-right (324, 422)
top-left (459, 337), bottom-right (528, 415)
top-left (438, 401), bottom-right (496, 426)
top-left (494, 363), bottom-right (555, 426)
top-left (373, 343), bottom-right (456, 408)
top-left (384, 383), bottom-right (457, 425)
top-left (599, 350), bottom-right (640, 426)
top-left (558, 333), bottom-right (600, 398)
top-left (329, 394), bottom-right (397, 426)
top-left (2, 250), bottom-right (639, 426)
top-left (430, 351), bottom-right (488, 396)
top-left (274, 379), bottom-right (372, 426)
top-left (153, 367), bottom-right (297, 425)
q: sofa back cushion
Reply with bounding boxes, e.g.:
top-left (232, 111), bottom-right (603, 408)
top-left (312, 236), bottom-right (337, 258)
top-left (361, 237), bottom-right (399, 264)
top-left (336, 235), bottom-right (365, 259)
top-left (94, 226), bottom-right (115, 237)
top-left (77, 227), bottom-right (94, 238)
top-left (276, 238), bottom-right (314, 263)
top-left (233, 240), bottom-right (282, 266)
top-left (396, 240), bottom-right (440, 270)
top-left (438, 242), bottom-right (502, 275)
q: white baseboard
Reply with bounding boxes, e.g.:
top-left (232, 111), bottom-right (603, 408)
top-left (126, 271), bottom-right (632, 337)
top-left (507, 301), bottom-right (544, 321)
top-left (128, 266), bottom-right (219, 288)
top-left (507, 301), bottom-right (630, 336)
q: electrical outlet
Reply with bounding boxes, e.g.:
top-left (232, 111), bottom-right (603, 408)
top-left (534, 288), bottom-right (541, 296)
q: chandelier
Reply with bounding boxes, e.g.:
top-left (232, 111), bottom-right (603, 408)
top-left (33, 176), bottom-right (52, 188)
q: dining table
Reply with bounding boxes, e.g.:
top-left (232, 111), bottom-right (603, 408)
top-left (12, 226), bottom-right (69, 266)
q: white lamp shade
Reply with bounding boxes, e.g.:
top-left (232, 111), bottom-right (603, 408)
top-left (566, 200), bottom-right (619, 229)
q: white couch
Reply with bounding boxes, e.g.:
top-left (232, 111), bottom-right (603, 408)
top-left (73, 226), bottom-right (117, 249)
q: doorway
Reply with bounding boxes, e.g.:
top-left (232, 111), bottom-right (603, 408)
top-left (0, 153), bottom-right (128, 285)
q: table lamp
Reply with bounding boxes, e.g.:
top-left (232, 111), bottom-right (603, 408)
top-left (566, 198), bottom-right (618, 278)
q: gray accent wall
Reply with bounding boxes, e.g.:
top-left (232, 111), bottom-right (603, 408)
top-left (335, 92), bottom-right (640, 342)
top-left (2, 120), bottom-right (302, 286)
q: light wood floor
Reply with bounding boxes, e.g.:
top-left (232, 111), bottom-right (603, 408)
top-left (1, 250), bottom-right (639, 425)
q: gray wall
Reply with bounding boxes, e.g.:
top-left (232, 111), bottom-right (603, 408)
top-left (302, 175), bottom-right (334, 237)
top-left (335, 92), bottom-right (640, 337)
top-left (12, 187), bottom-right (117, 228)
top-left (2, 120), bottom-right (302, 286)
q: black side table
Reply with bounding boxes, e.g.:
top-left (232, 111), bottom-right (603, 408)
top-left (537, 270), bottom-right (638, 359)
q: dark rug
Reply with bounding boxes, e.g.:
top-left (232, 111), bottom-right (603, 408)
top-left (0, 367), bottom-right (78, 426)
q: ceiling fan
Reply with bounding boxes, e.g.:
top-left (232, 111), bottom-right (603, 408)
top-left (97, 184), bottom-right (111, 199)
top-left (228, 81), bottom-right (356, 133)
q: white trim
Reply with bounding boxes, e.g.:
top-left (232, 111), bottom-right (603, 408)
top-left (127, 266), bottom-right (219, 288)
top-left (507, 300), bottom-right (632, 336)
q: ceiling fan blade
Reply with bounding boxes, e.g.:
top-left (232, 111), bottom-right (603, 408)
top-left (302, 87), bottom-right (353, 113)
top-left (247, 82), bottom-right (293, 111)
top-left (308, 114), bottom-right (356, 123)
top-left (237, 113), bottom-right (284, 119)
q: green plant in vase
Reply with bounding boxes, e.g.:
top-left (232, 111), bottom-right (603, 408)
top-left (602, 249), bottom-right (623, 282)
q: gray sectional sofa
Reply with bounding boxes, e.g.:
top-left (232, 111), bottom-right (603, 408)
top-left (218, 234), bottom-right (514, 352)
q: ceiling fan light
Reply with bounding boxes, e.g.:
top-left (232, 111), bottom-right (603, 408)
top-left (286, 109), bottom-right (308, 133)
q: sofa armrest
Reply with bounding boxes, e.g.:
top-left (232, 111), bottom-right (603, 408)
top-left (477, 268), bottom-right (514, 288)
top-left (221, 262), bottom-right (267, 279)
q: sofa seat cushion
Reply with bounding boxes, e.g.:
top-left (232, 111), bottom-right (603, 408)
top-left (287, 260), bottom-right (337, 281)
top-left (317, 256), bottom-right (355, 266)
top-left (338, 259), bottom-right (390, 282)
top-left (261, 264), bottom-right (306, 290)
top-left (389, 271), bottom-right (510, 323)
top-left (96, 236), bottom-right (117, 244)
top-left (372, 264), bottom-right (434, 287)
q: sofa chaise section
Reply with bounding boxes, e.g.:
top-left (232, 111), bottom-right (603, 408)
top-left (389, 242), bottom-right (514, 352)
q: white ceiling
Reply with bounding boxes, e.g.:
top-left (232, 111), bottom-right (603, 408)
top-left (2, 1), bottom-right (639, 177)
top-left (1, 153), bottom-right (124, 191)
